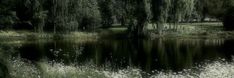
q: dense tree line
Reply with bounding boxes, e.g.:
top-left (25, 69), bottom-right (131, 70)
top-left (0, 0), bottom-right (234, 35)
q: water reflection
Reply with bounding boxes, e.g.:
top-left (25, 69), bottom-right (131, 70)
top-left (7, 38), bottom-right (232, 73)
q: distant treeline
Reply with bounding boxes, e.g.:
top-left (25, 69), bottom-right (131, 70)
top-left (0, 0), bottom-right (234, 35)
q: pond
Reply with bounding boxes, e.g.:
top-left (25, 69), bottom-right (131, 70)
top-left (0, 38), bottom-right (234, 78)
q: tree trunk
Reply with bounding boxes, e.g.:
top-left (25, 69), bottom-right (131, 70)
top-left (157, 22), bottom-right (163, 35)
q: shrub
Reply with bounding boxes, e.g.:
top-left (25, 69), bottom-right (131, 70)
top-left (223, 7), bottom-right (234, 31)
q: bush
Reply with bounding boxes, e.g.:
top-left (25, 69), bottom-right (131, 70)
top-left (223, 7), bottom-right (234, 31)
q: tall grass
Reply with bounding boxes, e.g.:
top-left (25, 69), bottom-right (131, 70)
top-left (4, 57), bottom-right (234, 78)
top-left (7, 58), bottom-right (41, 78)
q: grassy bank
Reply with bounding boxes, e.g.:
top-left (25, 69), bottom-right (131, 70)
top-left (100, 22), bottom-right (234, 39)
top-left (0, 30), bottom-right (99, 41)
top-left (1, 22), bottom-right (234, 40)
top-left (146, 22), bottom-right (234, 39)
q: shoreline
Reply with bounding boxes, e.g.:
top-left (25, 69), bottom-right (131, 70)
top-left (1, 22), bottom-right (234, 40)
top-left (1, 30), bottom-right (234, 41)
top-left (0, 30), bottom-right (99, 41)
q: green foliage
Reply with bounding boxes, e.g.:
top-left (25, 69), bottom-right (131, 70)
top-left (112, 0), bottom-right (127, 26)
top-left (15, 0), bottom-right (46, 32)
top-left (0, 12), bottom-right (17, 29)
top-left (46, 0), bottom-right (101, 33)
top-left (0, 0), bottom-right (17, 29)
top-left (151, 0), bottom-right (171, 32)
top-left (195, 0), bottom-right (234, 20)
top-left (98, 0), bottom-right (114, 28)
top-left (76, 0), bottom-right (101, 31)
top-left (151, 0), bottom-right (195, 32)
top-left (1, 0), bottom-right (234, 34)
top-left (223, 7), bottom-right (234, 30)
top-left (127, 0), bottom-right (151, 36)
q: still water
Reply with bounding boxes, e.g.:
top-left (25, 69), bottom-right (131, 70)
top-left (0, 38), bottom-right (234, 78)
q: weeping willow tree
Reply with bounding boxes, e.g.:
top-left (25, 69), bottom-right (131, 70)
top-left (151, 0), bottom-right (196, 33)
top-left (181, 0), bottom-right (196, 22)
top-left (112, 0), bottom-right (127, 26)
top-left (98, 0), bottom-right (114, 28)
top-left (120, 0), bottom-right (151, 37)
top-left (169, 0), bottom-right (195, 30)
top-left (31, 0), bottom-right (47, 33)
top-left (46, 0), bottom-right (101, 33)
top-left (174, 0), bottom-right (196, 22)
top-left (48, 0), bottom-right (69, 33)
top-left (76, 0), bottom-right (101, 31)
top-left (151, 0), bottom-right (171, 34)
